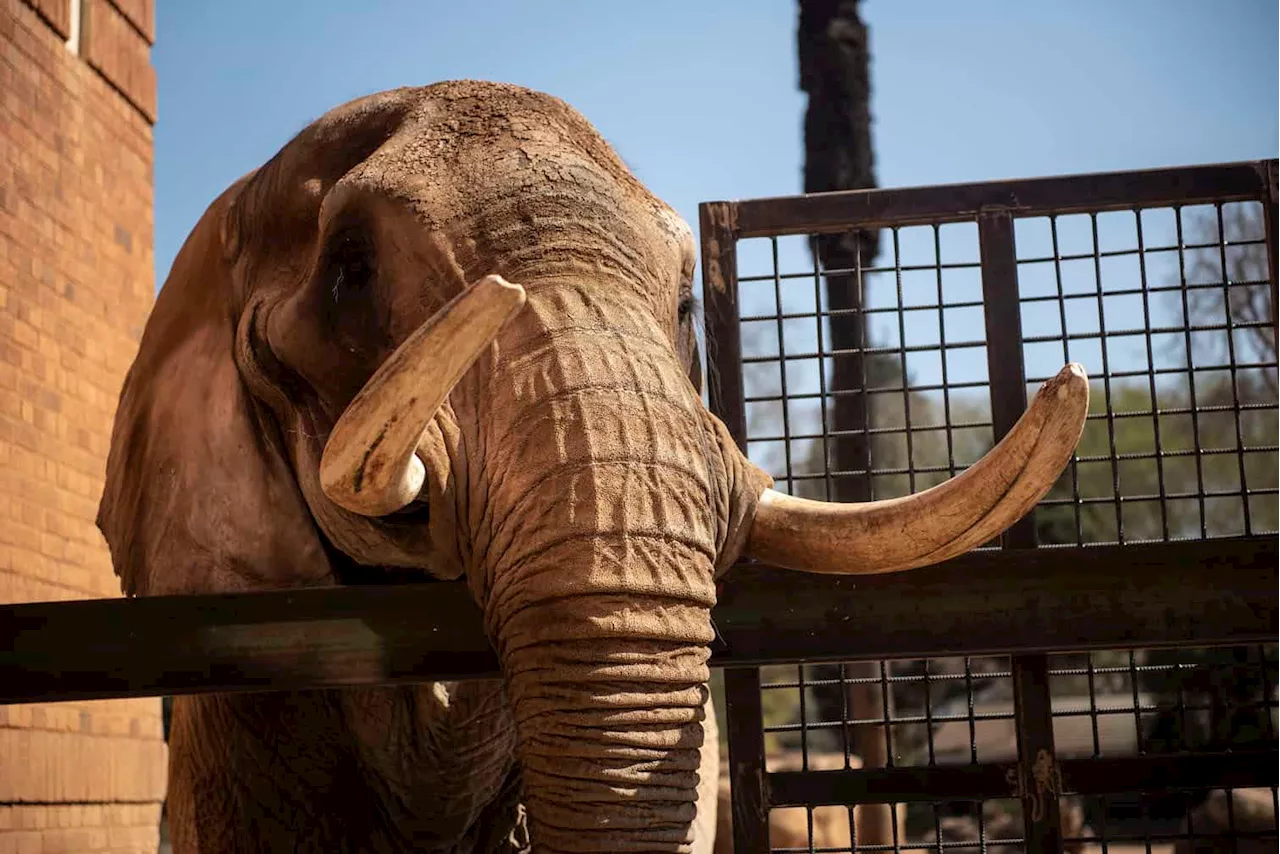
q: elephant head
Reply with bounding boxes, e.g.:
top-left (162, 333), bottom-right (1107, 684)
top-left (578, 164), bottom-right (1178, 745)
top-left (97, 81), bottom-right (1087, 852)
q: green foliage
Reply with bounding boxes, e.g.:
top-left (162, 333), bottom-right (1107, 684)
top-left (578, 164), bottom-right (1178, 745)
top-left (1037, 372), bottom-right (1278, 546)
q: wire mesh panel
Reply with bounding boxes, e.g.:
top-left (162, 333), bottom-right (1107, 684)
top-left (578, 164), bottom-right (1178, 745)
top-left (700, 161), bottom-right (1279, 854)
top-left (1014, 204), bottom-right (1277, 546)
top-left (735, 225), bottom-right (995, 505)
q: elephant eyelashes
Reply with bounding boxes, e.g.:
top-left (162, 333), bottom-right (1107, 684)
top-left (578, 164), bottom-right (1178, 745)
top-left (324, 228), bottom-right (375, 302)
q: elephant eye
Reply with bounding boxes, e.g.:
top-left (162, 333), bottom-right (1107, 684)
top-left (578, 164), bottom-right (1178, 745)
top-left (324, 227), bottom-right (375, 301)
top-left (677, 293), bottom-right (697, 324)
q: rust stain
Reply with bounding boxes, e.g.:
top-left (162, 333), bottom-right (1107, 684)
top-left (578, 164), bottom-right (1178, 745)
top-left (701, 202), bottom-right (738, 295)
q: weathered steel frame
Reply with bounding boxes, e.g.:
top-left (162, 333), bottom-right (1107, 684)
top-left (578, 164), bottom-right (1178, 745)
top-left (699, 159), bottom-right (1280, 853)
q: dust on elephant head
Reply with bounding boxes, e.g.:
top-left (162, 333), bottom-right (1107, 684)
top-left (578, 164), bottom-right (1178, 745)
top-left (97, 81), bottom-right (1087, 852)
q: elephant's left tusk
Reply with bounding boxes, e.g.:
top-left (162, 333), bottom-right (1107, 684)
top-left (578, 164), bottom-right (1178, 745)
top-left (319, 274), bottom-right (527, 516)
top-left (743, 363), bottom-right (1089, 575)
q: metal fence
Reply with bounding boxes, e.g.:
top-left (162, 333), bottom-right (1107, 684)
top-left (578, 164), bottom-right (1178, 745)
top-left (700, 160), bottom-right (1279, 853)
top-left (0, 161), bottom-right (1276, 854)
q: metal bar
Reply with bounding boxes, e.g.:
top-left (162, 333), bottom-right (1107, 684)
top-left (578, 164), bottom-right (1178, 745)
top-left (723, 668), bottom-right (770, 854)
top-left (979, 209), bottom-right (1062, 854)
top-left (1088, 212), bottom-right (1126, 545)
top-left (1175, 206), bottom-right (1211, 538)
top-left (0, 580), bottom-right (498, 704)
top-left (1060, 751), bottom-right (1279, 796)
top-left (699, 201), bottom-right (746, 441)
top-left (1133, 209), bottom-right (1172, 542)
top-left (3, 538), bottom-right (1272, 706)
top-left (725, 160), bottom-right (1275, 237)
top-left (765, 750), bottom-right (1278, 806)
top-left (1011, 656), bottom-right (1062, 854)
top-left (698, 199), bottom-right (771, 853)
top-left (1049, 216), bottom-right (1086, 545)
top-left (978, 209), bottom-right (1035, 548)
top-left (768, 763), bottom-right (1019, 807)
top-left (1263, 160), bottom-right (1278, 345)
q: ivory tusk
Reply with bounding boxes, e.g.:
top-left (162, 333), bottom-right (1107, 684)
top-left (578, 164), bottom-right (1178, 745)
top-left (319, 274), bottom-right (527, 516)
top-left (744, 363), bottom-right (1089, 575)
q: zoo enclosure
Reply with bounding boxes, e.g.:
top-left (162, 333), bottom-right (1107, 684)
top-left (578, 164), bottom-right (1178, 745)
top-left (700, 159), bottom-right (1279, 852)
top-left (0, 161), bottom-right (1276, 853)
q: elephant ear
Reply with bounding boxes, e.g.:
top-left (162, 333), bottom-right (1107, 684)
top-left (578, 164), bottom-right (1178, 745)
top-left (98, 183), bottom-right (334, 596)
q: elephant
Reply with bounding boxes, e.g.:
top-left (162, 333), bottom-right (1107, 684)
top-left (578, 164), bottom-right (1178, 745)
top-left (96, 80), bottom-right (1089, 853)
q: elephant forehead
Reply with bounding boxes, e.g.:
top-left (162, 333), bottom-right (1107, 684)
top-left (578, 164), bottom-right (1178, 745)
top-left (228, 81), bottom-right (691, 262)
top-left (325, 85), bottom-right (683, 237)
top-left (344, 135), bottom-right (644, 224)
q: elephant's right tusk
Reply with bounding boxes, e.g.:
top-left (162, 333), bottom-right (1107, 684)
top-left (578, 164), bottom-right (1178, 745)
top-left (743, 363), bottom-right (1089, 575)
top-left (319, 274), bottom-right (527, 516)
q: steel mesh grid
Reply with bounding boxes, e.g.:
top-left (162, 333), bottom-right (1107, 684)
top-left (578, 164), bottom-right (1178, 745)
top-left (766, 798), bottom-right (1027, 854)
top-left (1043, 645), bottom-right (1279, 854)
top-left (737, 222), bottom-right (995, 506)
top-left (763, 787), bottom-right (1280, 854)
top-left (1014, 202), bottom-right (1277, 546)
top-left (754, 645), bottom-right (1278, 852)
top-left (1047, 644), bottom-right (1279, 760)
top-left (719, 174), bottom-right (1277, 853)
top-left (734, 205), bottom-right (1277, 547)
top-left (760, 656), bottom-right (1017, 770)
top-left (1060, 788), bottom-right (1279, 854)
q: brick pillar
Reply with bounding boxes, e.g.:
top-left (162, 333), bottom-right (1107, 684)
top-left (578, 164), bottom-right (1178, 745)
top-left (0, 1), bottom-right (166, 851)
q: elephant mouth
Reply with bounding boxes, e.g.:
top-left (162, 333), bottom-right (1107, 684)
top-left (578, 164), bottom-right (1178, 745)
top-left (381, 497), bottom-right (431, 524)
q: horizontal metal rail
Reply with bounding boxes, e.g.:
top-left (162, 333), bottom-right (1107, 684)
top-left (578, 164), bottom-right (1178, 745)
top-left (767, 751), bottom-right (1280, 806)
top-left (717, 160), bottom-right (1274, 236)
top-left (1, 536), bottom-right (1274, 706)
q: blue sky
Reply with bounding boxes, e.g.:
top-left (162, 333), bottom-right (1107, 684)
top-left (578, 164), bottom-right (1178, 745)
top-left (152, 1), bottom-right (1278, 287)
top-left (153, 2), bottom-right (1279, 490)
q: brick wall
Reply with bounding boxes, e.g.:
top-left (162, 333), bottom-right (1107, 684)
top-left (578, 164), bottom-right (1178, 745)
top-left (0, 0), bottom-right (164, 851)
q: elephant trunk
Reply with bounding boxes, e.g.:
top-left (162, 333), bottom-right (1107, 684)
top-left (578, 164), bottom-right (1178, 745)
top-left (473, 283), bottom-right (724, 851)
top-left (497, 583), bottom-right (714, 851)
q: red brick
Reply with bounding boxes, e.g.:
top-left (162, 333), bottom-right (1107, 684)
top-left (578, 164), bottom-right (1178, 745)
top-left (1, 1), bottom-right (162, 849)
top-left (80, 0), bottom-right (153, 122)
top-left (105, 0), bottom-right (149, 43)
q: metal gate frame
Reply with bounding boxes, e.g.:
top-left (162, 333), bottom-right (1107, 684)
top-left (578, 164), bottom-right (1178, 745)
top-left (699, 159), bottom-right (1280, 853)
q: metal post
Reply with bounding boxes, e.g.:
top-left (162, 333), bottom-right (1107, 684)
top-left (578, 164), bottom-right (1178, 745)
top-left (1261, 160), bottom-right (1278, 347)
top-left (700, 201), bottom-right (771, 853)
top-left (979, 209), bottom-right (1064, 854)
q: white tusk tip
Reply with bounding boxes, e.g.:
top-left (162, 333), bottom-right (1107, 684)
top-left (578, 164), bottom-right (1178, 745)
top-left (475, 274), bottom-right (528, 307)
top-left (1048, 363), bottom-right (1089, 401)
